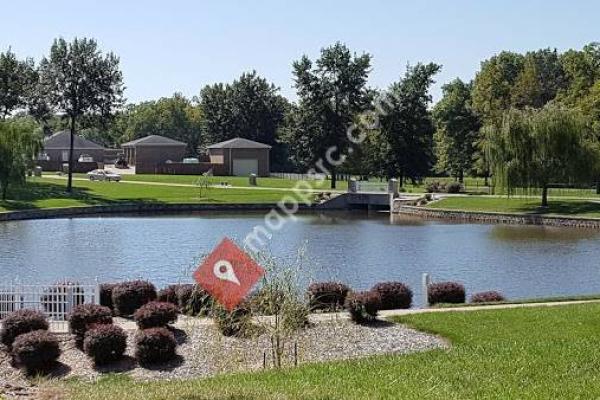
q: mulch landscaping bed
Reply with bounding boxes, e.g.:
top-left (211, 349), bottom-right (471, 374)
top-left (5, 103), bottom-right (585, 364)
top-left (0, 318), bottom-right (446, 398)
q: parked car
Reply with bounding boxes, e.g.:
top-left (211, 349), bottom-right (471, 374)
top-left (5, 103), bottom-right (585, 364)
top-left (87, 169), bottom-right (122, 182)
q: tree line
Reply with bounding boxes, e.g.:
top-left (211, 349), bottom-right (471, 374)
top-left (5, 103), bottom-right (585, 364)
top-left (1, 38), bottom-right (600, 198)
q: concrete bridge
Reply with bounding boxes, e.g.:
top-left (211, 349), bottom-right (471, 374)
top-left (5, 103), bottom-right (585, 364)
top-left (316, 179), bottom-right (421, 210)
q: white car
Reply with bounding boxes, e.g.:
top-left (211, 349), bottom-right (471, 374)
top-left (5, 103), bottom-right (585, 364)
top-left (87, 169), bottom-right (122, 182)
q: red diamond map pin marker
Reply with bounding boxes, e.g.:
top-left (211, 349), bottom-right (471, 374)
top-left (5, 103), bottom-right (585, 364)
top-left (194, 237), bottom-right (265, 311)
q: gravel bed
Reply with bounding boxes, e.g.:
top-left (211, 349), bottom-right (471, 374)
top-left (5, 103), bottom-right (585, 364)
top-left (0, 317), bottom-right (447, 397)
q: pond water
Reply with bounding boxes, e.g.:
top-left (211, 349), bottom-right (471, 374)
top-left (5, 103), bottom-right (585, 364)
top-left (0, 212), bottom-right (599, 307)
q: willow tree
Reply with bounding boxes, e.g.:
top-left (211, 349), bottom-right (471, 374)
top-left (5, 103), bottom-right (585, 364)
top-left (486, 106), bottom-right (599, 207)
top-left (0, 121), bottom-right (42, 200)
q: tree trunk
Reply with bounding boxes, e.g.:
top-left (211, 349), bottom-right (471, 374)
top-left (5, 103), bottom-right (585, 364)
top-left (399, 170), bottom-right (404, 187)
top-left (1, 184), bottom-right (7, 201)
top-left (596, 180), bottom-right (600, 195)
top-left (67, 117), bottom-right (75, 193)
top-left (541, 185), bottom-right (548, 208)
top-left (484, 173), bottom-right (489, 187)
top-left (330, 167), bottom-right (337, 189)
top-left (458, 170), bottom-right (464, 184)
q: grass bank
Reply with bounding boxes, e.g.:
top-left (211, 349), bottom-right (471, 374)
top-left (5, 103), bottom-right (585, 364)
top-left (113, 173), bottom-right (349, 190)
top-left (61, 303), bottom-right (600, 399)
top-left (0, 178), bottom-right (311, 212)
top-left (428, 196), bottom-right (600, 218)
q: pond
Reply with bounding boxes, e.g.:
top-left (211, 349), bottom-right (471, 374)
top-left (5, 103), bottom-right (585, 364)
top-left (0, 211), bottom-right (599, 307)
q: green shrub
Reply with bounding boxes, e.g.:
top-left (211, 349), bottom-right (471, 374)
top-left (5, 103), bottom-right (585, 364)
top-left (212, 305), bottom-right (252, 337)
top-left (446, 182), bottom-right (462, 193)
top-left (176, 284), bottom-right (212, 316)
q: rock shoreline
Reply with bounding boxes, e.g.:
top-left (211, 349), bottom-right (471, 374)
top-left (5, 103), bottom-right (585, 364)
top-left (0, 203), bottom-right (315, 222)
top-left (394, 205), bottom-right (600, 228)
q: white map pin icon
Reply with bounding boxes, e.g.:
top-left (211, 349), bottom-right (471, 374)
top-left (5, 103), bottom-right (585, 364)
top-left (213, 260), bottom-right (240, 285)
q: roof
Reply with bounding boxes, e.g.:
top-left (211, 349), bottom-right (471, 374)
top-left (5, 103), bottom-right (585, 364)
top-left (43, 131), bottom-right (104, 150)
top-left (121, 135), bottom-right (187, 148)
top-left (207, 137), bottom-right (271, 150)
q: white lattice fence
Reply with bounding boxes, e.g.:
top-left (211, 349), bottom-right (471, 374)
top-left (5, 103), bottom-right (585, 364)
top-left (0, 283), bottom-right (99, 323)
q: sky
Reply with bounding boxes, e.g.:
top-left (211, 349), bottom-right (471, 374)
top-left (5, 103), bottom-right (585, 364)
top-left (2, 0), bottom-right (599, 104)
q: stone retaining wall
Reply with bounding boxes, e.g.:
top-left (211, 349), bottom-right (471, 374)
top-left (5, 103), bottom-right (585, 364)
top-left (395, 205), bottom-right (600, 228)
top-left (0, 203), bottom-right (313, 222)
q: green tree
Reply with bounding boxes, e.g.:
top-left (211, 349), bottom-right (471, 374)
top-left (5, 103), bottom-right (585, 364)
top-left (119, 94), bottom-right (204, 155)
top-left (433, 79), bottom-right (481, 182)
top-left (486, 106), bottom-right (599, 207)
top-left (0, 120), bottom-right (41, 200)
top-left (379, 63), bottom-right (441, 184)
top-left (290, 42), bottom-right (372, 188)
top-left (0, 49), bottom-right (35, 120)
top-left (511, 56), bottom-right (544, 109)
top-left (558, 43), bottom-right (600, 103)
top-left (200, 71), bottom-right (288, 146)
top-left (472, 51), bottom-right (525, 123)
top-left (38, 37), bottom-right (124, 192)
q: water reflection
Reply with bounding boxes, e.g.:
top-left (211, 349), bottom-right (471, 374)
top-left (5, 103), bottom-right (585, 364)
top-left (1, 214), bottom-right (600, 307)
top-left (490, 225), bottom-right (599, 242)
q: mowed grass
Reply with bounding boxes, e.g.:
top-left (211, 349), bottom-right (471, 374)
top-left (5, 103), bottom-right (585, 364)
top-left (61, 303), bottom-right (600, 399)
top-left (0, 178), bottom-right (312, 212)
top-left (429, 196), bottom-right (600, 218)
top-left (71, 173), bottom-right (349, 190)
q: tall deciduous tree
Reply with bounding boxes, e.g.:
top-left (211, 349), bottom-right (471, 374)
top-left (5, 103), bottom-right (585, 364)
top-left (472, 52), bottom-right (525, 123)
top-left (290, 42), bottom-right (372, 188)
top-left (38, 38), bottom-right (123, 192)
top-left (558, 43), bottom-right (600, 103)
top-left (0, 120), bottom-right (42, 200)
top-left (200, 71), bottom-right (288, 146)
top-left (433, 79), bottom-right (481, 182)
top-left (0, 49), bottom-right (35, 119)
top-left (486, 106), bottom-right (600, 207)
top-left (379, 63), bottom-right (441, 184)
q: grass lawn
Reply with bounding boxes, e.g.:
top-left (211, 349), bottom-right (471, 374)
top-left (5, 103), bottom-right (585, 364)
top-left (60, 303), bottom-right (600, 399)
top-left (0, 178), bottom-right (311, 212)
top-left (70, 173), bottom-right (349, 190)
top-left (429, 196), bottom-right (600, 218)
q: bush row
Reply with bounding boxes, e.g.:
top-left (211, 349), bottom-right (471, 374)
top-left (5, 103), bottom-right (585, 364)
top-left (100, 281), bottom-right (212, 317)
top-left (427, 282), bottom-right (506, 306)
top-left (67, 300), bottom-right (180, 365)
top-left (307, 281), bottom-right (413, 312)
top-left (425, 181), bottom-right (463, 194)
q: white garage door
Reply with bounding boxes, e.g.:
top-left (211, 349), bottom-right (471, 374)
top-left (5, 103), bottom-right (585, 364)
top-left (232, 158), bottom-right (258, 176)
